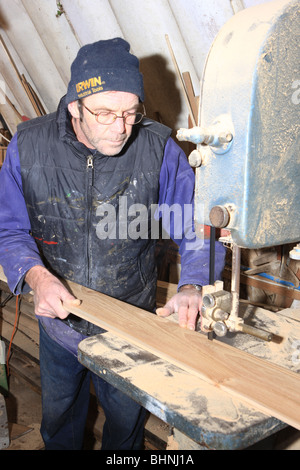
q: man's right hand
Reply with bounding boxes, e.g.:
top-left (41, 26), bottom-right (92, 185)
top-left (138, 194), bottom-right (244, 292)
top-left (25, 265), bottom-right (80, 319)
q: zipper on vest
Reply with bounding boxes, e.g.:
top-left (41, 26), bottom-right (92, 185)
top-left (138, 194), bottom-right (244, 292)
top-left (86, 154), bottom-right (94, 288)
top-left (86, 154), bottom-right (94, 186)
top-left (87, 155), bottom-right (94, 169)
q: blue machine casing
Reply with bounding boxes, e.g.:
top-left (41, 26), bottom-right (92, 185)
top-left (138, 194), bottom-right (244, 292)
top-left (195, 0), bottom-right (300, 248)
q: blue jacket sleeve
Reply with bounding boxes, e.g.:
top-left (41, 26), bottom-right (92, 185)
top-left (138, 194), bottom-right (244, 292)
top-left (0, 134), bottom-right (44, 294)
top-left (158, 138), bottom-right (226, 289)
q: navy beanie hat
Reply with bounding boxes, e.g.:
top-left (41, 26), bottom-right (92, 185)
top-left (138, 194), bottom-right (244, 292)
top-left (66, 38), bottom-right (144, 103)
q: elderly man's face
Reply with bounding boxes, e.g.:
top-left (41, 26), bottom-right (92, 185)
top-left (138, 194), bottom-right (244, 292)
top-left (68, 91), bottom-right (139, 156)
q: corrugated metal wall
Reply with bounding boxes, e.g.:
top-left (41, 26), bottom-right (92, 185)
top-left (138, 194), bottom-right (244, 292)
top-left (0, 0), bottom-right (273, 137)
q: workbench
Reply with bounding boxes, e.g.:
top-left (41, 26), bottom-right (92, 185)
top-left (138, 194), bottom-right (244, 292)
top-left (78, 304), bottom-right (300, 450)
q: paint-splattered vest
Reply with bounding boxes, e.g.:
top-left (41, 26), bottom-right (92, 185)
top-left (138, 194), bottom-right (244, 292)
top-left (17, 97), bottom-right (171, 335)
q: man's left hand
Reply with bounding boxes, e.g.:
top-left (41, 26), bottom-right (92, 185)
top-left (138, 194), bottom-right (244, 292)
top-left (156, 285), bottom-right (202, 330)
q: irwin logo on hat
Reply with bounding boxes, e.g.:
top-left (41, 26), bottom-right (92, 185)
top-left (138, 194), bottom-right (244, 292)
top-left (76, 76), bottom-right (106, 98)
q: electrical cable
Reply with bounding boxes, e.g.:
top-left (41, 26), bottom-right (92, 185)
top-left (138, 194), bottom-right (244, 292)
top-left (6, 294), bottom-right (19, 376)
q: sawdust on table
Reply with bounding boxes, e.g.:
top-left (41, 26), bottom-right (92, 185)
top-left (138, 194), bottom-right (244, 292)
top-left (83, 336), bottom-right (265, 428)
top-left (239, 308), bottom-right (300, 372)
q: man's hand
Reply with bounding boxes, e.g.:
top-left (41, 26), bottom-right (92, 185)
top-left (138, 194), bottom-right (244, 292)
top-left (156, 285), bottom-right (202, 330)
top-left (25, 265), bottom-right (80, 319)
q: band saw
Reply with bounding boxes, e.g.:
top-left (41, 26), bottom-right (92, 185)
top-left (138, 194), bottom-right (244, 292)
top-left (177, 0), bottom-right (300, 342)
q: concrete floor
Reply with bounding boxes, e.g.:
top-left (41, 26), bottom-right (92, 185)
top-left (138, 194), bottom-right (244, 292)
top-left (4, 374), bottom-right (44, 450)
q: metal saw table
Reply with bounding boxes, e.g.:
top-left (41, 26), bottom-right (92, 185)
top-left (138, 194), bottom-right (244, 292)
top-left (78, 304), bottom-right (300, 450)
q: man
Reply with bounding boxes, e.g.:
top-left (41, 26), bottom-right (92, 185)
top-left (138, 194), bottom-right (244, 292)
top-left (0, 38), bottom-right (225, 449)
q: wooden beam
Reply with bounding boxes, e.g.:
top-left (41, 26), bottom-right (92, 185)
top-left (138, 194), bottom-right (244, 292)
top-left (0, 87), bottom-right (22, 121)
top-left (0, 35), bottom-right (45, 117)
top-left (0, 266), bottom-right (299, 430)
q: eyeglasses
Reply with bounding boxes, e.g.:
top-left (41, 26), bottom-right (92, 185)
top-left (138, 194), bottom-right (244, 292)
top-left (81, 102), bottom-right (145, 125)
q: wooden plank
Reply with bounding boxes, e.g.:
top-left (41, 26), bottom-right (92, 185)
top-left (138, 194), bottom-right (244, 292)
top-left (0, 146), bottom-right (7, 167)
top-left (0, 35), bottom-right (22, 82)
top-left (182, 71), bottom-right (198, 125)
top-left (1, 317), bottom-right (39, 362)
top-left (165, 35), bottom-right (197, 127)
top-left (0, 87), bottom-right (22, 121)
top-left (156, 280), bottom-right (178, 307)
top-left (1, 305), bottom-right (39, 344)
top-left (0, 266), bottom-right (299, 429)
